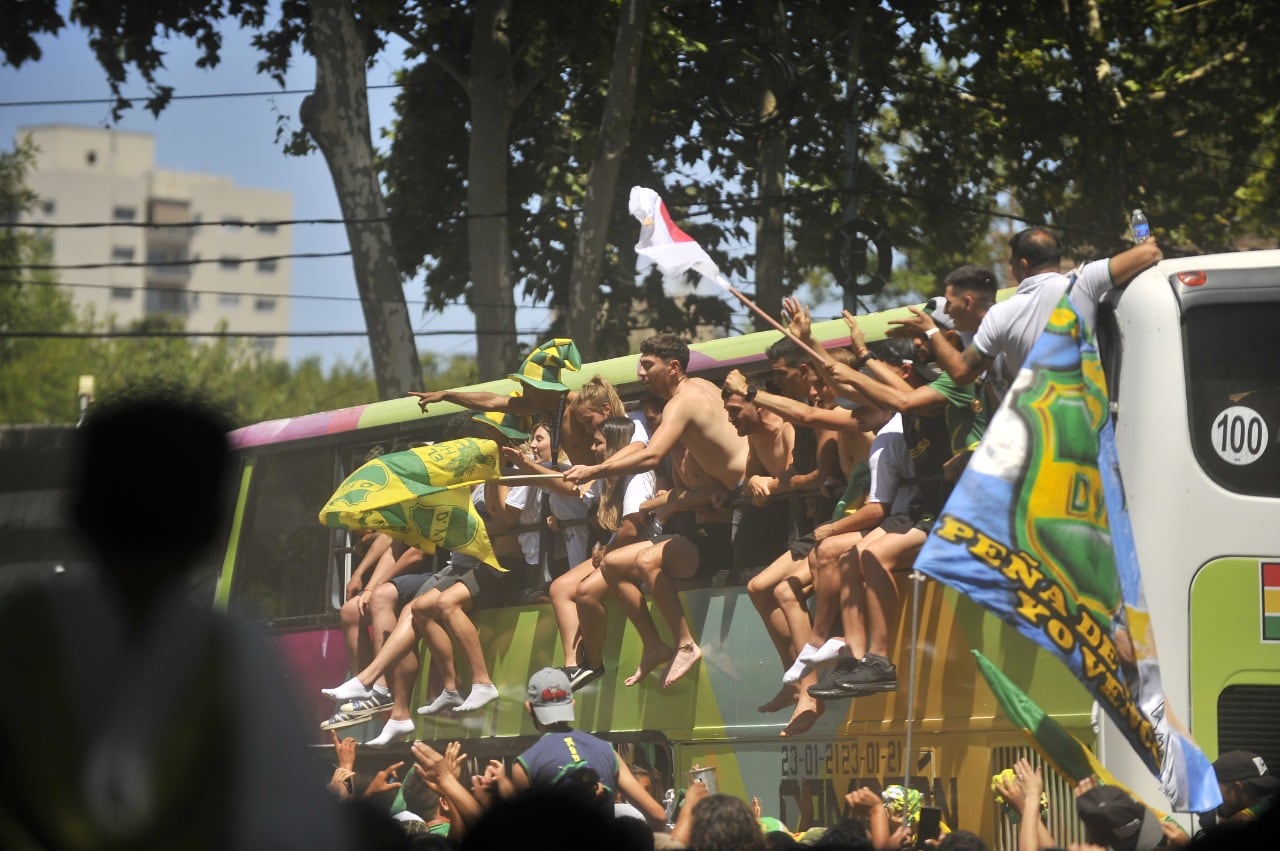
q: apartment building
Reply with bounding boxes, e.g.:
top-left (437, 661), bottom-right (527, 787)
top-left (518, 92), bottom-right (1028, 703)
top-left (17, 124), bottom-right (293, 360)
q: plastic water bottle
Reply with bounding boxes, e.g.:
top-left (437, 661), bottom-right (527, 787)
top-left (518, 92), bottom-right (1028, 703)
top-left (1130, 209), bottom-right (1149, 243)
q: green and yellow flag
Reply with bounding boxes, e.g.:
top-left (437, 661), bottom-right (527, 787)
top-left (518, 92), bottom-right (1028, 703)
top-left (319, 438), bottom-right (502, 570)
top-left (972, 649), bottom-right (1166, 818)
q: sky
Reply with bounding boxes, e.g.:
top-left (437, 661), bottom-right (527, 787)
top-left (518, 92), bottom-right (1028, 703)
top-left (0, 8), bottom-right (844, 372)
top-left (0, 10), bottom-right (561, 369)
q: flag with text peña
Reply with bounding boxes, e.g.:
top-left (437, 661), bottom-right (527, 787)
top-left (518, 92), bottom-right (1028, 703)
top-left (915, 294), bottom-right (1219, 813)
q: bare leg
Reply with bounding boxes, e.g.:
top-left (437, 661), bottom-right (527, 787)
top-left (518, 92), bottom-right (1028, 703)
top-left (325, 604), bottom-right (420, 701)
top-left (838, 529), bottom-right (883, 660)
top-left (861, 529), bottom-right (925, 658)
top-left (415, 612), bottom-right (459, 693)
top-left (367, 581), bottom-right (404, 690)
top-left (574, 567), bottom-right (614, 669)
top-left (747, 550), bottom-right (805, 667)
top-left (601, 542), bottom-right (674, 686)
top-left (551, 559), bottom-right (595, 666)
top-left (436, 583), bottom-right (490, 686)
top-left (781, 668), bottom-right (824, 737)
top-left (774, 560), bottom-right (814, 656)
top-left (339, 596), bottom-right (371, 676)
top-left (810, 531), bottom-right (863, 643)
top-left (641, 538), bottom-right (702, 688)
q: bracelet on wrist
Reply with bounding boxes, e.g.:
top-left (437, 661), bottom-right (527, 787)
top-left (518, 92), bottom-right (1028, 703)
top-left (855, 348), bottom-right (872, 365)
top-left (745, 386), bottom-right (758, 402)
top-left (925, 326), bottom-right (940, 339)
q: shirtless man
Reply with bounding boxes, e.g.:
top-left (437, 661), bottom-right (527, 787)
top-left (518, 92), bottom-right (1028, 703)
top-left (565, 333), bottom-right (749, 686)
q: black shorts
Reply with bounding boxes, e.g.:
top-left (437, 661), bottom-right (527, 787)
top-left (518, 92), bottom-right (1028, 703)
top-left (411, 554), bottom-right (515, 608)
top-left (389, 572), bottom-right (434, 607)
top-left (733, 502), bottom-right (791, 574)
top-left (684, 522), bottom-right (733, 576)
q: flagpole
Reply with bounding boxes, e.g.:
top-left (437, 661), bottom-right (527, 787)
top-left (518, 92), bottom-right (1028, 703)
top-left (714, 274), bottom-right (828, 364)
top-left (903, 569), bottom-right (924, 791)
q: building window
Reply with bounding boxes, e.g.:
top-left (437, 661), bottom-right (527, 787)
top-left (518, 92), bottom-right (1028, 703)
top-left (111, 287), bottom-right (132, 301)
top-left (256, 259), bottom-right (278, 274)
top-left (41, 199), bottom-right (55, 216)
top-left (112, 205), bottom-right (136, 222)
top-left (111, 245), bottom-right (135, 262)
top-left (258, 222), bottom-right (278, 235)
top-left (219, 257), bottom-right (240, 271)
top-left (218, 293), bottom-right (241, 309)
top-left (86, 150), bottom-right (97, 166)
top-left (255, 298), bottom-right (276, 312)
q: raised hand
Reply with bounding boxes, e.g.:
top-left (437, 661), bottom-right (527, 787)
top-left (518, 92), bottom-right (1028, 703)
top-left (783, 296), bottom-right (813, 342)
top-left (331, 730), bottom-right (357, 771)
top-left (365, 761), bottom-right (405, 797)
top-left (407, 390), bottom-right (447, 413)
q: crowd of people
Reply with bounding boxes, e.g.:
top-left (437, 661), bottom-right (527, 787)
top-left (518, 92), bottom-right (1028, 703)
top-left (329, 664), bottom-right (1278, 850)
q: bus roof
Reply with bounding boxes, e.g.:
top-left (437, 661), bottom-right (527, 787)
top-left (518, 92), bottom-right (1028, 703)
top-left (229, 304), bottom-right (925, 451)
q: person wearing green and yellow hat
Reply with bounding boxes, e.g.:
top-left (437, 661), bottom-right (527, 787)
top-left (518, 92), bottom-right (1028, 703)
top-left (409, 338), bottom-right (595, 463)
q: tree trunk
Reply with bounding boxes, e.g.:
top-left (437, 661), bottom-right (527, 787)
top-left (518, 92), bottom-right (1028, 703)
top-left (466, 0), bottom-right (519, 380)
top-left (567, 0), bottom-right (651, 359)
top-left (753, 0), bottom-right (787, 330)
top-left (300, 0), bottom-right (421, 399)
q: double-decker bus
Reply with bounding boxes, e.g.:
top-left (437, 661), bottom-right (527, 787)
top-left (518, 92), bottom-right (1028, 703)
top-left (210, 248), bottom-right (1280, 847)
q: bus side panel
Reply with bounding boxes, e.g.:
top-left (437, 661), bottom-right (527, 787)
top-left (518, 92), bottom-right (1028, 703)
top-left (1190, 556), bottom-right (1280, 761)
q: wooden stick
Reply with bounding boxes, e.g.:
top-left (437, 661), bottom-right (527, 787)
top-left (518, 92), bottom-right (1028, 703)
top-left (714, 274), bottom-right (827, 363)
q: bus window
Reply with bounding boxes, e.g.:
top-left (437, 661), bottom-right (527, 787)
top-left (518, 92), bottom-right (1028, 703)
top-left (228, 446), bottom-right (336, 623)
top-left (1183, 302), bottom-right (1280, 498)
top-left (1217, 684), bottom-right (1280, 774)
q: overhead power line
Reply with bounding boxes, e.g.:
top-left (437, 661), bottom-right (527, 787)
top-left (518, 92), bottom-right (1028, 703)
top-left (1, 250), bottom-right (351, 272)
top-left (0, 83), bottom-right (403, 109)
top-left (4, 328), bottom-right (557, 340)
top-left (0, 275), bottom-right (560, 309)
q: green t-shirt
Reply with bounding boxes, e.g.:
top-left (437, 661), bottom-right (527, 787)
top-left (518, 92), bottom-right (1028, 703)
top-left (929, 373), bottom-right (989, 454)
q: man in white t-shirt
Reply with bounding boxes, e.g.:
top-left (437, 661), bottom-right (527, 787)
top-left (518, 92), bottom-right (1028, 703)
top-left (890, 227), bottom-right (1162, 393)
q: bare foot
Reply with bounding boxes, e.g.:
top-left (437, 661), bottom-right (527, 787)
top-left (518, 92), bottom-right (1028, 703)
top-left (780, 695), bottom-right (824, 737)
top-left (625, 643), bottom-right (675, 687)
top-left (661, 642), bottom-right (703, 688)
top-left (758, 684), bottom-right (798, 714)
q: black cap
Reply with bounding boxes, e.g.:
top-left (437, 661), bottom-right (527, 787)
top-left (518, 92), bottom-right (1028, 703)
top-left (1214, 750), bottom-right (1280, 789)
top-left (1075, 786), bottom-right (1163, 851)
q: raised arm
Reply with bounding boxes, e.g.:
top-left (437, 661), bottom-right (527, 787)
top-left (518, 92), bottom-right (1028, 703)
top-left (616, 756), bottom-right (668, 825)
top-left (564, 397), bottom-right (688, 485)
top-left (723, 369), bottom-right (865, 431)
top-left (407, 388), bottom-right (540, 416)
top-left (1108, 239), bottom-right (1162, 288)
top-left (890, 306), bottom-right (989, 386)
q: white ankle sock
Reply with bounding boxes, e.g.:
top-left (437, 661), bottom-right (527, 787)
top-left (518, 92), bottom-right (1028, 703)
top-left (365, 717), bottom-right (415, 746)
top-left (322, 676), bottom-right (372, 702)
top-left (782, 654), bottom-right (812, 685)
top-left (417, 689), bottom-right (463, 716)
top-left (371, 684), bottom-right (391, 698)
top-left (455, 683), bottom-right (500, 713)
top-left (804, 638), bottom-right (847, 665)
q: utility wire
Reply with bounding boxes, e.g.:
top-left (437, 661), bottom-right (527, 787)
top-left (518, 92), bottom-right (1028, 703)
top-left (1, 250), bottom-right (350, 272)
top-left (0, 83), bottom-right (403, 109)
top-left (0, 275), bottom-right (562, 309)
top-left (4, 328), bottom-right (553, 340)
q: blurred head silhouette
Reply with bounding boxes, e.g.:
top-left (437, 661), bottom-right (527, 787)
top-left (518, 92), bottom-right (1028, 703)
top-left (71, 386), bottom-right (232, 623)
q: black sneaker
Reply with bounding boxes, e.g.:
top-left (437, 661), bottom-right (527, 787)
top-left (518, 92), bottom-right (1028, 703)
top-left (832, 654), bottom-right (899, 697)
top-left (564, 664), bottom-right (605, 691)
top-left (519, 583), bottom-right (550, 605)
top-left (807, 657), bottom-right (862, 699)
